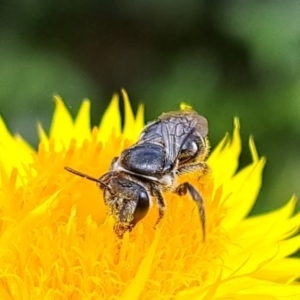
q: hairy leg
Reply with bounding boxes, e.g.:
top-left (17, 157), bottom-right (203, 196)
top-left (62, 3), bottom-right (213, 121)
top-left (151, 183), bottom-right (166, 228)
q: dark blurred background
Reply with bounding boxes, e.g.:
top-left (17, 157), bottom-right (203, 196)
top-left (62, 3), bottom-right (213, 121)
top-left (0, 0), bottom-right (299, 214)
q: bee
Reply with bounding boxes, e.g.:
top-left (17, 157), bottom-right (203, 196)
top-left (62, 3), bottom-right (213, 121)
top-left (65, 107), bottom-right (209, 239)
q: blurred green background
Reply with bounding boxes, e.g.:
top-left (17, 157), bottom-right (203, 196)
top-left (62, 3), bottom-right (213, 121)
top-left (0, 0), bottom-right (299, 214)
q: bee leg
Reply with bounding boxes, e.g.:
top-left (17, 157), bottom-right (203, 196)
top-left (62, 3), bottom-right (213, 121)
top-left (175, 182), bottom-right (206, 241)
top-left (177, 162), bottom-right (209, 177)
top-left (151, 184), bottom-right (166, 229)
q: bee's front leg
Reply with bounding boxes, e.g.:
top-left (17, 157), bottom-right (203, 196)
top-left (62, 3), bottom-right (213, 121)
top-left (150, 183), bottom-right (166, 229)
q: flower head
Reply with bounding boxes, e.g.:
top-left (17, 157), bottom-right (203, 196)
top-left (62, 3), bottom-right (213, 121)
top-left (0, 91), bottom-right (299, 299)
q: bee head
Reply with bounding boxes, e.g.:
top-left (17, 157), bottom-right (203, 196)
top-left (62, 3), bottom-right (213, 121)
top-left (64, 167), bottom-right (150, 237)
top-left (102, 175), bottom-right (150, 234)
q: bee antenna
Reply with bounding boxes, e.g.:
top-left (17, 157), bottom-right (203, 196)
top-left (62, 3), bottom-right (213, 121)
top-left (64, 166), bottom-right (111, 191)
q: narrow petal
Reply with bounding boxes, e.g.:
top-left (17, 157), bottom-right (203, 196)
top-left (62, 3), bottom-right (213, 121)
top-left (233, 198), bottom-right (300, 246)
top-left (208, 118), bottom-right (241, 187)
top-left (254, 258), bottom-right (300, 283)
top-left (74, 99), bottom-right (91, 142)
top-left (37, 123), bottom-right (49, 146)
top-left (121, 230), bottom-right (161, 300)
top-left (249, 136), bottom-right (259, 163)
top-left (49, 95), bottom-right (74, 148)
top-left (134, 104), bottom-right (145, 139)
top-left (275, 235), bottom-right (300, 260)
top-left (224, 229), bottom-right (300, 280)
top-left (214, 277), bottom-right (300, 299)
top-left (0, 282), bottom-right (15, 300)
top-left (240, 198), bottom-right (296, 230)
top-left (98, 93), bottom-right (121, 142)
top-left (25, 191), bottom-right (61, 225)
top-left (14, 134), bottom-right (34, 155)
top-left (0, 117), bottom-right (34, 177)
top-left (224, 241), bottom-right (282, 278)
top-left (121, 89), bottom-right (136, 140)
top-left (223, 157), bottom-right (266, 229)
top-left (174, 276), bottom-right (300, 300)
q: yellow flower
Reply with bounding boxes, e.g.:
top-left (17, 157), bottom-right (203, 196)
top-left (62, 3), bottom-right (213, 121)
top-left (0, 91), bottom-right (300, 300)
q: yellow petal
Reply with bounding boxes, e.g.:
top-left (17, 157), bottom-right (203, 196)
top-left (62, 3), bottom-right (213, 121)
top-left (214, 277), bottom-right (300, 299)
top-left (233, 198), bottom-right (300, 246)
top-left (240, 197), bottom-right (296, 230)
top-left (74, 99), bottom-right (91, 142)
top-left (25, 191), bottom-right (61, 225)
top-left (249, 136), bottom-right (259, 163)
top-left (0, 116), bottom-right (34, 178)
top-left (121, 89), bottom-right (136, 139)
top-left (98, 93), bottom-right (121, 142)
top-left (134, 103), bottom-right (145, 139)
top-left (37, 123), bottom-right (49, 146)
top-left (208, 118), bottom-right (241, 187)
top-left (49, 95), bottom-right (74, 149)
top-left (254, 258), bottom-right (300, 283)
top-left (275, 235), bottom-right (300, 260)
top-left (121, 229), bottom-right (161, 300)
top-left (223, 157), bottom-right (266, 229)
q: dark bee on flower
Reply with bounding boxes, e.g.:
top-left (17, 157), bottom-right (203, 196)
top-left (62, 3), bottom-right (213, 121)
top-left (65, 106), bottom-right (209, 239)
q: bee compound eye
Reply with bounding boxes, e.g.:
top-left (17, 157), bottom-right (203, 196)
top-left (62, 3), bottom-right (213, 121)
top-left (133, 190), bottom-right (150, 223)
top-left (179, 137), bottom-right (200, 163)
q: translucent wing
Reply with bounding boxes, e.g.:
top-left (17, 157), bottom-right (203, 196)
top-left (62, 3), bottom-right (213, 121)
top-left (138, 109), bottom-right (208, 162)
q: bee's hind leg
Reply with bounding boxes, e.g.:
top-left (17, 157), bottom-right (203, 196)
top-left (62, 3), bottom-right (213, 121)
top-left (175, 182), bottom-right (206, 241)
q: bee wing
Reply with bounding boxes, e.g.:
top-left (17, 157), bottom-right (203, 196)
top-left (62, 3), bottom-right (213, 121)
top-left (159, 111), bottom-right (208, 161)
top-left (138, 110), bottom-right (208, 162)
